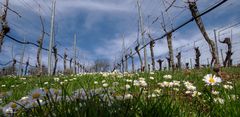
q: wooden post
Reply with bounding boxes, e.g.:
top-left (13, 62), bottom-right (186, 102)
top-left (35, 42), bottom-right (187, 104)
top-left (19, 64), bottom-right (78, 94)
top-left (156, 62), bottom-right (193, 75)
top-left (48, 0), bottom-right (56, 75)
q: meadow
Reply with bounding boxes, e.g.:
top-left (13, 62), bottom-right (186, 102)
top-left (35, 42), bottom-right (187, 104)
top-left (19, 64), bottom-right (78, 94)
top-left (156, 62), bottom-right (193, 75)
top-left (0, 68), bottom-right (240, 117)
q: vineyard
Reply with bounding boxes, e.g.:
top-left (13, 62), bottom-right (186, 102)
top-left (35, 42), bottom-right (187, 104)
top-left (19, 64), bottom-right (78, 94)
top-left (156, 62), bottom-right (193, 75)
top-left (0, 0), bottom-right (240, 117)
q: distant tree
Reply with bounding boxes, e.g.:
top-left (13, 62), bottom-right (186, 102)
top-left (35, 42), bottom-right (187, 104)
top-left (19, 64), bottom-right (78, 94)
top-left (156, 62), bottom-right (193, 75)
top-left (92, 59), bottom-right (110, 72)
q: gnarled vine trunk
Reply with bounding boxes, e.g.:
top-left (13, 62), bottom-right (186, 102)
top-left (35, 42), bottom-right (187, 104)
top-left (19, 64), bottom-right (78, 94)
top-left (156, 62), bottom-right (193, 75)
top-left (176, 52), bottom-right (181, 70)
top-left (188, 1), bottom-right (219, 67)
top-left (0, 0), bottom-right (10, 52)
top-left (36, 16), bottom-right (45, 75)
top-left (135, 44), bottom-right (143, 72)
top-left (148, 34), bottom-right (156, 71)
top-left (194, 47), bottom-right (201, 69)
top-left (167, 33), bottom-right (174, 70)
top-left (219, 37), bottom-right (232, 67)
top-left (157, 59), bottom-right (164, 71)
top-left (52, 46), bottom-right (58, 75)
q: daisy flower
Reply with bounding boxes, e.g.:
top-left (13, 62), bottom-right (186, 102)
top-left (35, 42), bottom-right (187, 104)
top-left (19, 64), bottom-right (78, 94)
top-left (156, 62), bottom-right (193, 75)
top-left (203, 74), bottom-right (222, 85)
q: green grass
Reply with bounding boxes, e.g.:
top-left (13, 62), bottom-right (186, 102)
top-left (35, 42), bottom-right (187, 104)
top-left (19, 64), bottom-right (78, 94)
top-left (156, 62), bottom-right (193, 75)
top-left (0, 68), bottom-right (240, 117)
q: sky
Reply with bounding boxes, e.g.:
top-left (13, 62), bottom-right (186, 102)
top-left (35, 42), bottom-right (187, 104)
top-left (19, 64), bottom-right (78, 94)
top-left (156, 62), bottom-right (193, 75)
top-left (0, 0), bottom-right (240, 71)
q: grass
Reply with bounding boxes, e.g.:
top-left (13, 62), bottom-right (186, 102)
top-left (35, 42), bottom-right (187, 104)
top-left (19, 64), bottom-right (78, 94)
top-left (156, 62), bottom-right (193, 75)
top-left (0, 68), bottom-right (240, 117)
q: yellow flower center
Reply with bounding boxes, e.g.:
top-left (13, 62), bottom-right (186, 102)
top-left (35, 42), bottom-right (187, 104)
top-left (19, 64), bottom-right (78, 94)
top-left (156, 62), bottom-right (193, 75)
top-left (11, 103), bottom-right (17, 109)
top-left (32, 93), bottom-right (40, 99)
top-left (209, 77), bottom-right (215, 83)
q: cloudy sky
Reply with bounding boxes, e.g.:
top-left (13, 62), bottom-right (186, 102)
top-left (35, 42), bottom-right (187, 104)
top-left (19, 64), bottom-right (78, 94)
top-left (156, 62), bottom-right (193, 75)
top-left (1, 0), bottom-right (240, 70)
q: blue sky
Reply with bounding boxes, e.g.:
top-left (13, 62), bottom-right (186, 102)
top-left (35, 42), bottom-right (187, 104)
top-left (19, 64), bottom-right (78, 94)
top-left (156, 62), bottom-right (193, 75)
top-left (1, 0), bottom-right (240, 70)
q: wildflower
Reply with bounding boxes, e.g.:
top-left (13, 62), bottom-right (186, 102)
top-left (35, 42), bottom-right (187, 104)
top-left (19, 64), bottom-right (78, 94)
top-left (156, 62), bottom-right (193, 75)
top-left (192, 91), bottom-right (201, 97)
top-left (185, 91), bottom-right (191, 94)
top-left (214, 97), bottom-right (224, 104)
top-left (103, 83), bottom-right (109, 88)
top-left (223, 85), bottom-right (233, 90)
top-left (102, 80), bottom-right (106, 83)
top-left (186, 85), bottom-right (196, 91)
top-left (112, 82), bottom-right (119, 86)
top-left (60, 82), bottom-right (64, 85)
top-left (11, 85), bottom-right (15, 88)
top-left (149, 77), bottom-right (154, 80)
top-left (203, 74), bottom-right (222, 85)
top-left (173, 80), bottom-right (181, 87)
top-left (125, 84), bottom-right (131, 90)
top-left (20, 77), bottom-right (26, 80)
top-left (173, 88), bottom-right (179, 92)
top-left (138, 77), bottom-right (145, 81)
top-left (1, 85), bottom-right (6, 87)
top-left (54, 77), bottom-right (60, 82)
top-left (150, 72), bottom-right (154, 75)
top-left (133, 80), bottom-right (140, 86)
top-left (163, 75), bottom-right (172, 79)
top-left (158, 81), bottom-right (170, 87)
top-left (154, 89), bottom-right (162, 94)
top-left (124, 94), bottom-right (133, 100)
top-left (148, 93), bottom-right (157, 98)
top-left (139, 80), bottom-right (147, 87)
top-left (44, 82), bottom-right (48, 85)
top-left (126, 79), bottom-right (132, 83)
top-left (94, 81), bottom-right (98, 85)
top-left (211, 90), bottom-right (219, 95)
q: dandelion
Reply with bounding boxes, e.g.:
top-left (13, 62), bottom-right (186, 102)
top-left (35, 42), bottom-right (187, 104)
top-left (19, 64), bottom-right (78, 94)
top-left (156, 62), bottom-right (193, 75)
top-left (163, 75), bottom-right (172, 79)
top-left (203, 74), bottom-right (222, 85)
